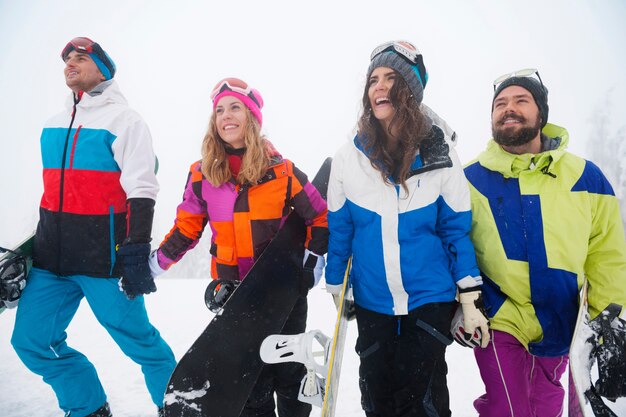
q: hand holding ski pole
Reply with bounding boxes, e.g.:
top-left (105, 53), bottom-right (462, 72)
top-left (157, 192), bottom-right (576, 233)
top-left (117, 243), bottom-right (156, 300)
top-left (458, 288), bottom-right (490, 348)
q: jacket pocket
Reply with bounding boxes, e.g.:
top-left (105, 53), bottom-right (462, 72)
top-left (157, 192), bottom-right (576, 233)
top-left (210, 243), bottom-right (234, 262)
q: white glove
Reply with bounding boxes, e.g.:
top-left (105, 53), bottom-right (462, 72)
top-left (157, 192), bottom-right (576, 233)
top-left (326, 284), bottom-right (343, 309)
top-left (451, 304), bottom-right (481, 348)
top-left (458, 290), bottom-right (491, 348)
top-left (332, 293), bottom-right (342, 310)
top-left (303, 249), bottom-right (325, 288)
top-left (148, 250), bottom-right (167, 278)
top-left (327, 286), bottom-right (355, 320)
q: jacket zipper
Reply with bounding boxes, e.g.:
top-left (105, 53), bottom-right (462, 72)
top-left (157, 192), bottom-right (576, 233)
top-left (56, 94), bottom-right (80, 273)
top-left (69, 125), bottom-right (83, 170)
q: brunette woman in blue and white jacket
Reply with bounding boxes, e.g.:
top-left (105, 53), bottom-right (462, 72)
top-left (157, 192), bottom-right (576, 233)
top-left (325, 41), bottom-right (489, 417)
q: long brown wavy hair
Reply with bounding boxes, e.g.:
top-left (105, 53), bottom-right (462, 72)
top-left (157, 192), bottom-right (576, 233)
top-left (357, 72), bottom-right (432, 192)
top-left (200, 106), bottom-right (270, 186)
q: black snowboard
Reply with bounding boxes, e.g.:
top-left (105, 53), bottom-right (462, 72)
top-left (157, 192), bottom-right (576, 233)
top-left (163, 157), bottom-right (332, 417)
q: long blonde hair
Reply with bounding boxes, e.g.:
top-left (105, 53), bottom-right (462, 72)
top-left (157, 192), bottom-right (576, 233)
top-left (200, 106), bottom-right (270, 186)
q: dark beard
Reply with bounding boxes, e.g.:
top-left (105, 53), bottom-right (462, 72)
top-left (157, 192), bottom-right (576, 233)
top-left (492, 115), bottom-right (541, 148)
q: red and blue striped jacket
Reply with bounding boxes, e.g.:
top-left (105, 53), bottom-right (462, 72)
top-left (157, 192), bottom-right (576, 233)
top-left (34, 81), bottom-right (159, 277)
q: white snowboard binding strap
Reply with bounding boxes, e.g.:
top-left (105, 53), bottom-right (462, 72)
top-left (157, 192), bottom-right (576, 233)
top-left (297, 367), bottom-right (326, 407)
top-left (260, 330), bottom-right (331, 407)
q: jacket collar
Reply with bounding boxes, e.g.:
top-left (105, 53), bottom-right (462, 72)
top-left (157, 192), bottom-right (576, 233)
top-left (354, 124), bottom-right (452, 180)
top-left (65, 79), bottom-right (127, 111)
top-left (478, 123), bottom-right (570, 178)
top-left (229, 140), bottom-right (285, 187)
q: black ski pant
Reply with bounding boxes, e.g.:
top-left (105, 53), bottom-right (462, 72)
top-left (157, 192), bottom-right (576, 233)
top-left (355, 302), bottom-right (456, 417)
top-left (240, 296), bottom-right (311, 417)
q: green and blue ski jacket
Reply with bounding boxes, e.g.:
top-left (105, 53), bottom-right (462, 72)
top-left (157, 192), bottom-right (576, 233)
top-left (464, 123), bottom-right (626, 356)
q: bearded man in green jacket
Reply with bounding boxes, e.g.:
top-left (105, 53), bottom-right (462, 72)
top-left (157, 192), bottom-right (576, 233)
top-left (463, 69), bottom-right (626, 417)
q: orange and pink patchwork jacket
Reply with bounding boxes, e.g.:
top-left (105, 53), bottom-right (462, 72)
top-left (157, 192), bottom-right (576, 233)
top-left (156, 147), bottom-right (328, 281)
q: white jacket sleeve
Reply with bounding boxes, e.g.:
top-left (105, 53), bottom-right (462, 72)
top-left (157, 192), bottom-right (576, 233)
top-left (111, 115), bottom-right (159, 200)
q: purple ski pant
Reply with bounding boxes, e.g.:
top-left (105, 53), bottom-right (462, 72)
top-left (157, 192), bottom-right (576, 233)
top-left (473, 330), bottom-right (568, 417)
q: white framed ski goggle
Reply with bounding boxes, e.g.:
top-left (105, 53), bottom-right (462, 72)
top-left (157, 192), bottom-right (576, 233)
top-left (493, 68), bottom-right (545, 91)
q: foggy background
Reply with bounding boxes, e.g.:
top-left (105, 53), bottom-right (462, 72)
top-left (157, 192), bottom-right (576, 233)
top-left (1, 2), bottom-right (625, 416)
top-left (1, 0), bottom-right (625, 262)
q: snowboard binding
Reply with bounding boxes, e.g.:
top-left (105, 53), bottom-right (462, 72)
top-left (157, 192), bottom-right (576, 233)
top-left (580, 303), bottom-right (626, 416)
top-left (589, 304), bottom-right (626, 398)
top-left (260, 330), bottom-right (331, 407)
top-left (204, 279), bottom-right (240, 313)
top-left (0, 246), bottom-right (28, 309)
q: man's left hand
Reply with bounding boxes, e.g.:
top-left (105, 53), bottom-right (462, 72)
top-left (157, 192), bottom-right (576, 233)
top-left (117, 243), bottom-right (156, 300)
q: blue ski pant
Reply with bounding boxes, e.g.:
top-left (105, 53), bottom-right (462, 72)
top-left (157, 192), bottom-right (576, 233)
top-left (11, 267), bottom-right (176, 417)
top-left (473, 330), bottom-right (568, 417)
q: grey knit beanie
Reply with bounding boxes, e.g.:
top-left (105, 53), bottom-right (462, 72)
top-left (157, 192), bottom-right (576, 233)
top-left (493, 77), bottom-right (549, 127)
top-left (367, 46), bottom-right (428, 105)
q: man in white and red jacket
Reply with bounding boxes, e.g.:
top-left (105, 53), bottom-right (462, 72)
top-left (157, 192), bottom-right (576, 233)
top-left (10, 37), bottom-right (175, 417)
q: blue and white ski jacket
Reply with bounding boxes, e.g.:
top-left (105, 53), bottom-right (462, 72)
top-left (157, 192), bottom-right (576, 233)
top-left (325, 123), bottom-right (480, 316)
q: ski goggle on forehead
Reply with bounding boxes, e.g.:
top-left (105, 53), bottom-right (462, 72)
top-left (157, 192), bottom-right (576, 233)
top-left (493, 68), bottom-right (545, 91)
top-left (61, 37), bottom-right (100, 60)
top-left (370, 40), bottom-right (421, 65)
top-left (210, 78), bottom-right (261, 107)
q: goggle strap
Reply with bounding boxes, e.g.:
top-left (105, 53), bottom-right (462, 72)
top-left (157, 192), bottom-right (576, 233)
top-left (415, 55), bottom-right (427, 86)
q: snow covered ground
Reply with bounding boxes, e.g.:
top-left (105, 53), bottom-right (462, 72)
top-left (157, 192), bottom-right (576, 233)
top-left (0, 279), bottom-right (623, 417)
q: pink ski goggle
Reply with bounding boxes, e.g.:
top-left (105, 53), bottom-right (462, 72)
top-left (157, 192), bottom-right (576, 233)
top-left (210, 78), bottom-right (261, 108)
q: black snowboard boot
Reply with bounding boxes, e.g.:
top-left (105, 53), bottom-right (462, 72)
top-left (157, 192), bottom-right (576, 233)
top-left (86, 402), bottom-right (112, 417)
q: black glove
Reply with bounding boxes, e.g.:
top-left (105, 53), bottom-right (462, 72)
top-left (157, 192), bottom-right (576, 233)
top-left (117, 243), bottom-right (156, 300)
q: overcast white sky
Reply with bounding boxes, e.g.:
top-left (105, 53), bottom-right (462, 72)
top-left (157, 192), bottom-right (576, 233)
top-left (1, 0), bottom-right (625, 248)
